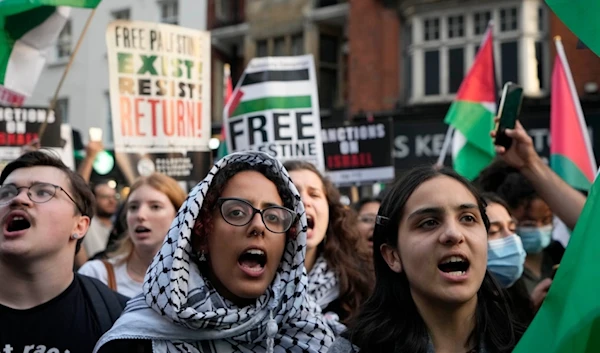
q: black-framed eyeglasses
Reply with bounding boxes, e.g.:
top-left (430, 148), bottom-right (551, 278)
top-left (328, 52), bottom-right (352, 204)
top-left (217, 197), bottom-right (296, 233)
top-left (0, 182), bottom-right (85, 215)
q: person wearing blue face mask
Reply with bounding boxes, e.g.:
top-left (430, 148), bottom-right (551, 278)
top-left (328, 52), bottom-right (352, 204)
top-left (482, 193), bottom-right (534, 326)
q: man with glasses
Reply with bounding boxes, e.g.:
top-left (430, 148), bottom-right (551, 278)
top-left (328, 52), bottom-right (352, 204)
top-left (0, 151), bottom-right (127, 352)
top-left (80, 181), bottom-right (119, 263)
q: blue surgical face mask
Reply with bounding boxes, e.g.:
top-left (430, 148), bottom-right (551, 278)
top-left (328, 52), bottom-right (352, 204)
top-left (487, 234), bottom-right (526, 288)
top-left (517, 224), bottom-right (553, 254)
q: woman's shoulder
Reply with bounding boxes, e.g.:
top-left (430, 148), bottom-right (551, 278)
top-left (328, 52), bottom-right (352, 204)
top-left (78, 259), bottom-right (108, 279)
top-left (328, 337), bottom-right (359, 353)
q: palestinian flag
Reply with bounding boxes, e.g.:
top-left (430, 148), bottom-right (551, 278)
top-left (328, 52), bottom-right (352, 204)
top-left (513, 171), bottom-right (600, 352)
top-left (550, 37), bottom-right (597, 191)
top-left (0, 0), bottom-right (101, 106)
top-left (217, 63), bottom-right (233, 160)
top-left (444, 24), bottom-right (497, 180)
top-left (546, 0), bottom-right (600, 57)
top-left (226, 68), bottom-right (312, 119)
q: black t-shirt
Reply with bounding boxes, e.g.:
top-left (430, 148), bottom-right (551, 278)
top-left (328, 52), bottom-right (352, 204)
top-left (0, 277), bottom-right (103, 353)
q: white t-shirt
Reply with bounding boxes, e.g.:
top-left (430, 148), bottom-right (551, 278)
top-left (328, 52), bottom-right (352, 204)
top-left (82, 217), bottom-right (112, 257)
top-left (78, 257), bottom-right (143, 298)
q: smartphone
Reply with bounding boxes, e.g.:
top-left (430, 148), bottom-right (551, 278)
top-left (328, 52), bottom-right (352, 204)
top-left (494, 82), bottom-right (524, 149)
top-left (89, 127), bottom-right (103, 142)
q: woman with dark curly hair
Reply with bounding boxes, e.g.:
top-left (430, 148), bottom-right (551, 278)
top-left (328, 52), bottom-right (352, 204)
top-left (283, 161), bottom-right (373, 329)
top-left (94, 152), bottom-right (334, 353)
top-left (329, 166), bottom-right (524, 353)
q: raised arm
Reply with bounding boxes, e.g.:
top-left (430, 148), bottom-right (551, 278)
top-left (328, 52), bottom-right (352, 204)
top-left (492, 120), bottom-right (586, 230)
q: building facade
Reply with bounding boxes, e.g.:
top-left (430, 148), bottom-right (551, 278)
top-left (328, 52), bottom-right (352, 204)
top-left (27, 0), bottom-right (208, 149)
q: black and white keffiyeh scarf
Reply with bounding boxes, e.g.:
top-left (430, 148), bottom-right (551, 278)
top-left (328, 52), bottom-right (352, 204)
top-left (94, 152), bottom-right (334, 353)
top-left (307, 255), bottom-right (340, 309)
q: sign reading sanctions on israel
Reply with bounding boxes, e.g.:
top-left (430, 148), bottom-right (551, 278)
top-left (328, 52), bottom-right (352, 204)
top-left (106, 20), bottom-right (211, 183)
top-left (224, 55), bottom-right (325, 169)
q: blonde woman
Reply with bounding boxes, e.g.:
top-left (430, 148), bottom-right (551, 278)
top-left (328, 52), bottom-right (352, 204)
top-left (79, 173), bottom-right (186, 297)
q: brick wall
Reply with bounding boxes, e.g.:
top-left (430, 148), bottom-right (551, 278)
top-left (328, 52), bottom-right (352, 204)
top-left (348, 0), bottom-right (400, 114)
top-left (550, 12), bottom-right (600, 96)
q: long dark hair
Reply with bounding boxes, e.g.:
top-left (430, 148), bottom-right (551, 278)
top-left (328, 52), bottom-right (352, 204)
top-left (345, 166), bottom-right (524, 353)
top-left (284, 160), bottom-right (373, 322)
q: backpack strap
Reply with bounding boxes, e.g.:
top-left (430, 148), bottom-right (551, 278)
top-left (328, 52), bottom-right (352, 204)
top-left (101, 260), bottom-right (117, 291)
top-left (78, 274), bottom-right (128, 333)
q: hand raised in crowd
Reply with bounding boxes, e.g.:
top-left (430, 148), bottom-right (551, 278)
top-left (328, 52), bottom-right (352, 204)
top-left (531, 278), bottom-right (553, 313)
top-left (490, 118), bottom-right (540, 171)
top-left (86, 140), bottom-right (104, 159)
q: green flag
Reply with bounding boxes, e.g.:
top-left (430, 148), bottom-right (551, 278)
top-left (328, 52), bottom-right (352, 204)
top-left (444, 25), bottom-right (496, 180)
top-left (0, 0), bottom-right (101, 105)
top-left (545, 0), bottom-right (600, 57)
top-left (513, 172), bottom-right (600, 352)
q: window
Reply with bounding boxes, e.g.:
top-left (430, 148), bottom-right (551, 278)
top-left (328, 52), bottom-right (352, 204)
top-left (273, 37), bottom-right (286, 56)
top-left (55, 98), bottom-right (69, 124)
top-left (160, 1), bottom-right (178, 25)
top-left (319, 34), bottom-right (340, 110)
top-left (256, 40), bottom-right (268, 57)
top-left (291, 34), bottom-right (304, 55)
top-left (112, 8), bottom-right (130, 20)
top-left (423, 18), bottom-right (440, 41)
top-left (474, 11), bottom-right (491, 35)
top-left (447, 15), bottom-right (464, 39)
top-left (500, 7), bottom-right (518, 32)
top-left (500, 41), bottom-right (518, 84)
top-left (216, 0), bottom-right (232, 22)
top-left (406, 2), bottom-right (549, 103)
top-left (57, 21), bottom-right (72, 59)
top-left (424, 50), bottom-right (440, 95)
top-left (449, 48), bottom-right (464, 93)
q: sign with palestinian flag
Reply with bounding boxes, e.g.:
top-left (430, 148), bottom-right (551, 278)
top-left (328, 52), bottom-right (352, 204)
top-left (444, 24), bottom-right (497, 180)
top-left (550, 37), bottom-right (597, 191)
top-left (224, 55), bottom-right (325, 169)
top-left (106, 20), bottom-right (212, 184)
top-left (0, 0), bottom-right (101, 106)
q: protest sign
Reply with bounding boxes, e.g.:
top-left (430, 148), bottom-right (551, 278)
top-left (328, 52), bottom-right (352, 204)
top-left (224, 55), bottom-right (324, 169)
top-left (322, 119), bottom-right (395, 186)
top-left (106, 20), bottom-right (211, 183)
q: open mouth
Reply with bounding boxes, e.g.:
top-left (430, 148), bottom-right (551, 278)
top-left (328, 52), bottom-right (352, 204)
top-left (306, 215), bottom-right (315, 230)
top-left (238, 248), bottom-right (267, 273)
top-left (135, 226), bottom-right (151, 233)
top-left (438, 255), bottom-right (470, 276)
top-left (6, 215), bottom-right (31, 232)
top-left (367, 236), bottom-right (373, 243)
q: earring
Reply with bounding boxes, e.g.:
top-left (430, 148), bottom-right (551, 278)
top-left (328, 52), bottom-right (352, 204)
top-left (198, 250), bottom-right (206, 262)
top-left (70, 234), bottom-right (80, 240)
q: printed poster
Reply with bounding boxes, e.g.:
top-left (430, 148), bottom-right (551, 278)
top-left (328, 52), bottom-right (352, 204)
top-left (224, 55), bottom-right (325, 169)
top-left (106, 20), bottom-right (212, 183)
top-left (322, 119), bottom-right (395, 186)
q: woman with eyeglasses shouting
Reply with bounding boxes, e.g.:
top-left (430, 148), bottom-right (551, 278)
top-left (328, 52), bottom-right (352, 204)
top-left (94, 152), bottom-right (334, 353)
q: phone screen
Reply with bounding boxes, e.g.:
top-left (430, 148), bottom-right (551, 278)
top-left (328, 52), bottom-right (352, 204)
top-left (89, 127), bottom-right (103, 142)
top-left (494, 82), bottom-right (523, 149)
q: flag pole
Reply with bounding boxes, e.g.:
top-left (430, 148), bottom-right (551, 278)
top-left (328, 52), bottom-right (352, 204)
top-left (38, 7), bottom-right (98, 141)
top-left (554, 36), bottom-right (598, 172)
top-left (436, 126), bottom-right (454, 168)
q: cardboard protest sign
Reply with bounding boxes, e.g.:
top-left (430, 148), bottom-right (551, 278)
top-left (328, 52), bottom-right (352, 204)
top-left (224, 55), bottom-right (324, 169)
top-left (322, 119), bottom-right (395, 186)
top-left (106, 20), bottom-right (212, 183)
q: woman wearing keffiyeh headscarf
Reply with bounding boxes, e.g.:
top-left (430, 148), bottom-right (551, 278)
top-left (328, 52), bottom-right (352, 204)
top-left (94, 152), bottom-right (335, 353)
top-left (283, 161), bottom-right (373, 330)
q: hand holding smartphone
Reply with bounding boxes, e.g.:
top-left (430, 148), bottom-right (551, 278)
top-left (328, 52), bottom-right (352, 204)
top-left (89, 127), bottom-right (103, 142)
top-left (494, 82), bottom-right (524, 150)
